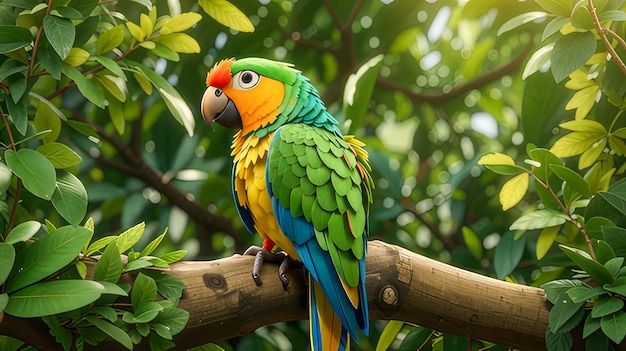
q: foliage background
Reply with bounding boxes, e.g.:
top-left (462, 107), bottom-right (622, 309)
top-left (1, 0), bottom-right (625, 350)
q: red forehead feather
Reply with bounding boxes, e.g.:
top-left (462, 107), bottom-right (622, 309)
top-left (206, 58), bottom-right (234, 88)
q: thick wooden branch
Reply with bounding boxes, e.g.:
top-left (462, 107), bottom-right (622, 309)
top-left (171, 240), bottom-right (550, 350)
top-left (0, 241), bottom-right (552, 350)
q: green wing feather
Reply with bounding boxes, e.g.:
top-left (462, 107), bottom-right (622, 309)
top-left (268, 123), bottom-right (373, 287)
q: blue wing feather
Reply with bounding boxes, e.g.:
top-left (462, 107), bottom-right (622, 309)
top-left (231, 164), bottom-right (256, 234)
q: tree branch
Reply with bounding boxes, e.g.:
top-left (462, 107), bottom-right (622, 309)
top-left (169, 241), bottom-right (549, 350)
top-left (377, 42), bottom-right (533, 105)
top-left (7, 241), bottom-right (615, 350)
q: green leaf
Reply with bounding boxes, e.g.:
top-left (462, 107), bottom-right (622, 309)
top-left (542, 279), bottom-right (586, 304)
top-left (545, 329), bottom-right (573, 351)
top-left (0, 243), bottom-right (15, 285)
top-left (524, 43), bottom-right (554, 79)
top-left (6, 226), bottom-right (91, 293)
top-left (601, 311), bottom-right (626, 343)
top-left (548, 289), bottom-right (585, 333)
top-left (125, 259), bottom-right (154, 271)
top-left (5, 149), bottom-right (56, 200)
top-left (5, 280), bottom-right (104, 318)
top-left (535, 0), bottom-right (573, 16)
top-left (70, 0), bottom-right (99, 17)
top-left (551, 165), bottom-right (591, 201)
top-left (130, 62), bottom-right (195, 136)
top-left (153, 307), bottom-right (189, 335)
top-left (499, 172), bottom-right (529, 211)
top-left (158, 249), bottom-right (187, 264)
top-left (131, 273), bottom-right (157, 310)
top-left (560, 245), bottom-right (615, 285)
top-left (605, 277), bottom-right (626, 296)
top-left (96, 24), bottom-right (124, 55)
top-left (145, 271), bottom-right (185, 301)
top-left (152, 323), bottom-right (173, 340)
top-left (85, 316), bottom-right (133, 350)
top-left (597, 192), bottom-right (626, 217)
top-left (592, 297), bottom-right (624, 318)
top-left (584, 314), bottom-right (602, 338)
top-left (61, 63), bottom-right (105, 108)
top-left (344, 54), bottom-right (384, 134)
top-left (42, 315), bottom-right (73, 350)
top-left (376, 320), bottom-right (404, 351)
top-left (98, 281), bottom-right (129, 296)
top-left (566, 285), bottom-right (606, 303)
top-left (117, 222), bottom-right (145, 253)
top-left (509, 209), bottom-right (569, 231)
top-left (6, 95), bottom-right (28, 135)
top-left (594, 240), bottom-right (617, 265)
top-left (127, 301), bottom-right (162, 323)
top-left (497, 11), bottom-right (549, 36)
top-left (94, 242), bottom-right (122, 283)
top-left (0, 162), bottom-right (12, 195)
top-left (479, 152), bottom-right (517, 168)
top-left (5, 220), bottom-right (41, 244)
top-left (598, 9), bottom-right (626, 21)
top-left (159, 12), bottom-right (203, 34)
top-left (494, 231), bottom-right (525, 279)
top-left (90, 306), bottom-right (118, 323)
top-left (37, 142), bottom-right (82, 168)
top-left (43, 15), bottom-right (75, 60)
top-left (0, 25), bottom-right (34, 53)
top-left (93, 56), bottom-right (125, 79)
top-left (537, 225), bottom-right (560, 260)
top-left (528, 148), bottom-right (563, 183)
top-left (140, 229), bottom-right (167, 257)
top-left (31, 91), bottom-right (67, 124)
top-left (462, 226), bottom-right (482, 260)
top-left (198, 0), bottom-right (254, 32)
top-left (584, 217), bottom-right (615, 239)
top-left (85, 235), bottom-right (118, 256)
top-left (51, 170), bottom-right (88, 225)
top-left (550, 32), bottom-right (597, 83)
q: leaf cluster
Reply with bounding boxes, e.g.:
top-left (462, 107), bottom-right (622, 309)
top-left (1, 218), bottom-right (189, 350)
top-left (481, 0), bottom-right (626, 349)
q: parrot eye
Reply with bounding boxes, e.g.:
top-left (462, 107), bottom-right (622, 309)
top-left (214, 89), bottom-right (222, 97)
top-left (232, 70), bottom-right (260, 90)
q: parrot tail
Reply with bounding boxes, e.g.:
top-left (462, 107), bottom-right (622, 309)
top-left (309, 274), bottom-right (350, 351)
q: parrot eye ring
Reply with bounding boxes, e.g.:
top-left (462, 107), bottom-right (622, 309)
top-left (214, 89), bottom-right (222, 97)
top-left (232, 70), bottom-right (260, 90)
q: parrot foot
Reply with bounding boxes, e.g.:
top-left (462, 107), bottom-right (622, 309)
top-left (243, 246), bottom-right (293, 290)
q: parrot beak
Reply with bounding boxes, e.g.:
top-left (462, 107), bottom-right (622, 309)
top-left (201, 86), bottom-right (242, 130)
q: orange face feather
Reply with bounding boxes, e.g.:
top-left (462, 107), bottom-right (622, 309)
top-left (206, 58), bottom-right (234, 88)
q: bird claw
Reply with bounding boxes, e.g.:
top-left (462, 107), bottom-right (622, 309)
top-left (243, 246), bottom-right (292, 290)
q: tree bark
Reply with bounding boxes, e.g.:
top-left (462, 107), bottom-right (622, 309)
top-left (0, 241), bottom-right (551, 350)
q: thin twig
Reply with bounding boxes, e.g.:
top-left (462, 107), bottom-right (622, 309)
top-left (528, 171), bottom-right (596, 261)
top-left (402, 197), bottom-right (457, 251)
top-left (377, 41), bottom-right (533, 105)
top-left (589, 0), bottom-right (626, 76)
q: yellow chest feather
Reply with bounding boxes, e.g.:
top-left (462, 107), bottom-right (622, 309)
top-left (231, 132), bottom-right (298, 258)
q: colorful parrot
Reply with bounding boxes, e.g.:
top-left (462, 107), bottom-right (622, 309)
top-left (201, 57), bottom-right (373, 351)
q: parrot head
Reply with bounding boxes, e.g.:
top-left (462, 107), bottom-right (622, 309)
top-left (201, 57), bottom-right (300, 135)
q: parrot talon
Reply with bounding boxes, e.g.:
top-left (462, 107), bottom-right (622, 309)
top-left (278, 254), bottom-right (293, 290)
top-left (243, 246), bottom-right (294, 289)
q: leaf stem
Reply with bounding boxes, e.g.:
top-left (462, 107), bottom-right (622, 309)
top-left (527, 170), bottom-right (596, 261)
top-left (588, 0), bottom-right (626, 76)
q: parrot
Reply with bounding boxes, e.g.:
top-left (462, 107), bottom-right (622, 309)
top-left (201, 57), bottom-right (373, 351)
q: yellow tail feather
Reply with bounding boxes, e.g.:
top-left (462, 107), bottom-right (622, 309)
top-left (310, 280), bottom-right (349, 351)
